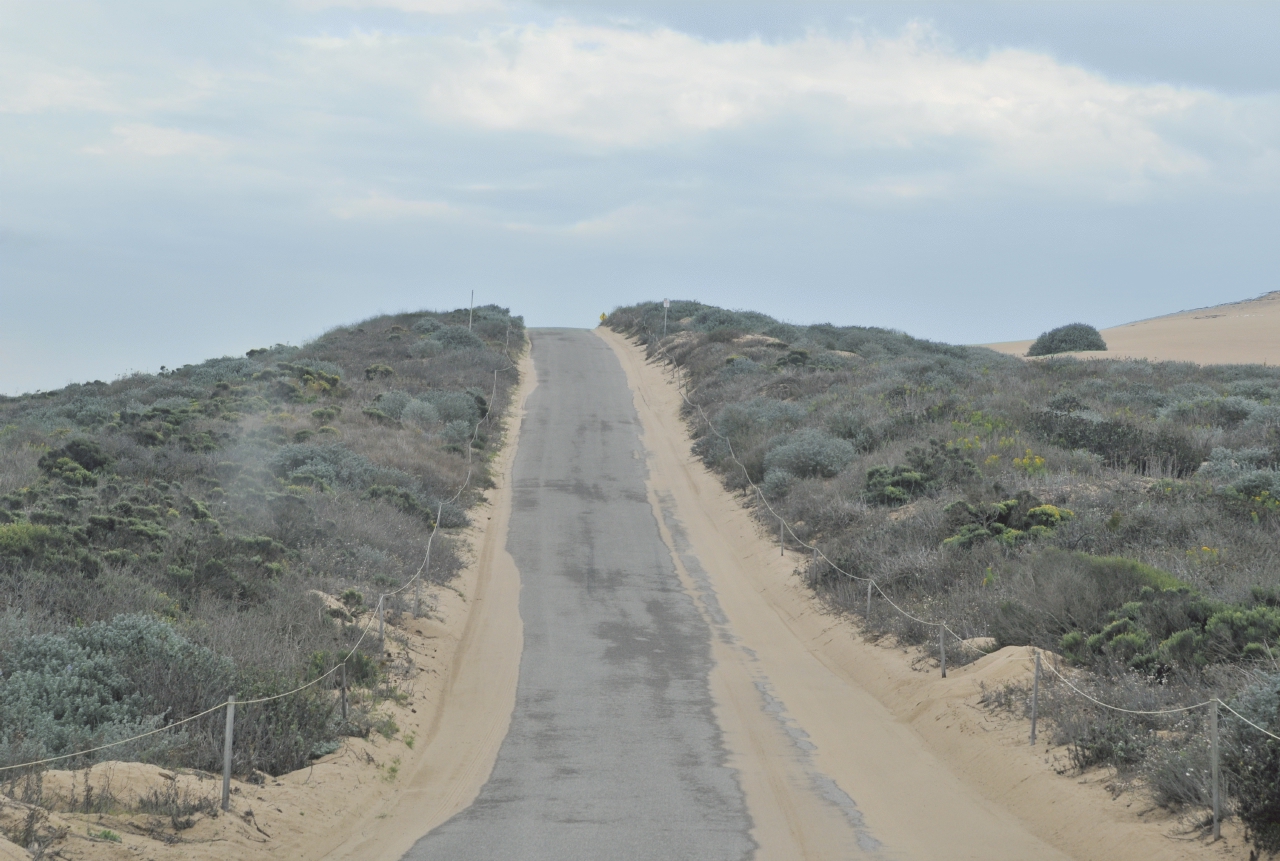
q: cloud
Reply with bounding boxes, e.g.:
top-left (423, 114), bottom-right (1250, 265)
top-left (83, 123), bottom-right (230, 157)
top-left (330, 192), bottom-right (456, 219)
top-left (294, 0), bottom-right (504, 14)
top-left (296, 20), bottom-right (1276, 196)
top-left (0, 65), bottom-right (115, 114)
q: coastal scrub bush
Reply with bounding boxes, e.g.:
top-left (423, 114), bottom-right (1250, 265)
top-left (0, 615), bottom-right (232, 768)
top-left (420, 391), bottom-right (480, 425)
top-left (402, 399), bottom-right (441, 428)
top-left (408, 339), bottom-right (443, 359)
top-left (434, 326), bottom-right (485, 352)
top-left (373, 391), bottom-right (412, 421)
top-left (763, 429), bottom-right (855, 479)
top-left (1226, 672), bottom-right (1280, 852)
top-left (1028, 323), bottom-right (1107, 356)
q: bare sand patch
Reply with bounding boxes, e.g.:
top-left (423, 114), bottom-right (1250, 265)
top-left (600, 327), bottom-right (1250, 861)
top-left (0, 351), bottom-right (534, 861)
top-left (985, 290), bottom-right (1280, 365)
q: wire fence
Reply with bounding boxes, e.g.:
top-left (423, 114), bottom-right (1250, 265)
top-left (0, 346), bottom-right (522, 782)
top-left (633, 322), bottom-right (1280, 837)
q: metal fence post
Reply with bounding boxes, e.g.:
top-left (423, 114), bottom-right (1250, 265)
top-left (1210, 699), bottom-right (1221, 840)
top-left (779, 518), bottom-right (784, 556)
top-left (1030, 652), bottom-right (1041, 745)
top-left (378, 594), bottom-right (385, 650)
top-left (866, 581), bottom-right (872, 620)
top-left (221, 695), bottom-right (236, 811)
top-left (939, 626), bottom-right (947, 678)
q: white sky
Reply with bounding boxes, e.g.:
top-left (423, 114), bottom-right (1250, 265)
top-left (2, 1), bottom-right (1278, 393)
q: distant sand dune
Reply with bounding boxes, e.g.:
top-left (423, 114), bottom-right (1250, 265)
top-left (984, 290), bottom-right (1280, 365)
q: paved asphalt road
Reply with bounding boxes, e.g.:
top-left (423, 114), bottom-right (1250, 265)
top-left (403, 329), bottom-right (754, 860)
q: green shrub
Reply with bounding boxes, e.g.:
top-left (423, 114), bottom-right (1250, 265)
top-left (992, 551), bottom-right (1187, 650)
top-left (1027, 323), bottom-right (1107, 356)
top-left (37, 438), bottom-right (112, 473)
top-left (420, 391), bottom-right (481, 424)
top-left (366, 485), bottom-right (430, 520)
top-left (402, 399), bottom-right (440, 428)
top-left (364, 364), bottom-right (394, 381)
top-left (866, 440), bottom-right (978, 506)
top-left (865, 465), bottom-right (928, 505)
top-left (0, 615), bottom-right (233, 769)
top-left (1226, 672), bottom-right (1280, 852)
top-left (434, 326), bottom-right (485, 352)
top-left (408, 339), bottom-right (443, 359)
top-left (763, 429), bottom-right (855, 479)
top-left (374, 391), bottom-right (411, 420)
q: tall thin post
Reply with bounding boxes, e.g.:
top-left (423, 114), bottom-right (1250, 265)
top-left (221, 695), bottom-right (236, 811)
top-left (340, 663), bottom-right (348, 723)
top-left (414, 577), bottom-right (421, 618)
top-left (468, 290), bottom-right (474, 330)
top-left (662, 298), bottom-right (669, 338)
top-left (1210, 700), bottom-right (1221, 840)
top-left (811, 547), bottom-right (818, 582)
top-left (1030, 652), bottom-right (1041, 745)
top-left (939, 626), bottom-right (947, 678)
top-left (866, 580), bottom-right (872, 620)
top-left (779, 518), bottom-right (784, 556)
top-left (378, 594), bottom-right (386, 650)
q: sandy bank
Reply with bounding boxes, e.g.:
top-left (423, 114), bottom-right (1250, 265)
top-left (600, 327), bottom-right (1250, 861)
top-left (984, 290), bottom-right (1280, 365)
top-left (0, 351), bottom-right (534, 861)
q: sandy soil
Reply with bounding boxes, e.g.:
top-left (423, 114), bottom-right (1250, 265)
top-left (600, 327), bottom-right (1251, 861)
top-left (984, 290), bottom-right (1280, 364)
top-left (0, 352), bottom-right (535, 861)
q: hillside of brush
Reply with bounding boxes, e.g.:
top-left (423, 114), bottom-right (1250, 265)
top-left (0, 306), bottom-right (524, 780)
top-left (607, 300), bottom-right (1280, 850)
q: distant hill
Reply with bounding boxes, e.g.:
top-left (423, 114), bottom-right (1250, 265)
top-left (984, 291), bottom-right (1280, 364)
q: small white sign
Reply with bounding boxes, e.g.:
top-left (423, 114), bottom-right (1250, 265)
top-left (663, 298), bottom-right (670, 308)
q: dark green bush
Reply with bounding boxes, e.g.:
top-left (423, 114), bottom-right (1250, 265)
top-left (1027, 323), bottom-right (1107, 356)
top-left (865, 440), bottom-right (978, 505)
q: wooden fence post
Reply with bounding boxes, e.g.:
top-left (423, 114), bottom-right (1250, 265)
top-left (939, 626), bottom-right (947, 678)
top-left (221, 696), bottom-right (236, 811)
top-left (341, 663), bottom-right (348, 723)
top-left (1210, 700), bottom-right (1221, 840)
top-left (1030, 652), bottom-right (1041, 745)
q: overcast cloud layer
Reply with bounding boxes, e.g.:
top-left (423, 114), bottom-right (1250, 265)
top-left (2, 1), bottom-right (1278, 393)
